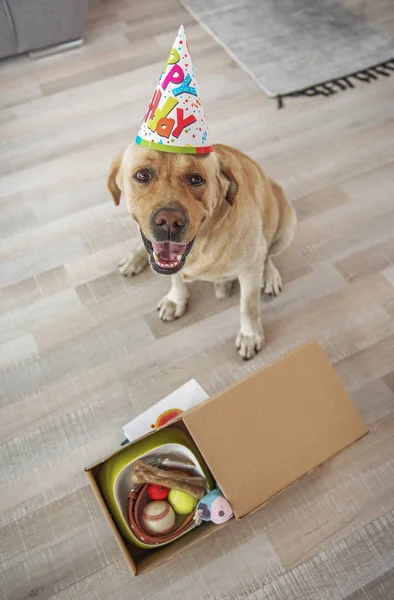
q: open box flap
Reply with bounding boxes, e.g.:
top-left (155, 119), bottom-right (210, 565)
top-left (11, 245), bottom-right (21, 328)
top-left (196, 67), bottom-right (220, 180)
top-left (183, 340), bottom-right (368, 519)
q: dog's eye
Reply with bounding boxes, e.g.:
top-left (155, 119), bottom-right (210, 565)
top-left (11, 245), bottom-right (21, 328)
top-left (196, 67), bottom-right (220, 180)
top-left (134, 170), bottom-right (151, 182)
top-left (188, 174), bottom-right (205, 186)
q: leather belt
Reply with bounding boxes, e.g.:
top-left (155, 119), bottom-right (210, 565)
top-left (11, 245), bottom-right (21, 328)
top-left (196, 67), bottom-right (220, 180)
top-left (128, 482), bottom-right (196, 546)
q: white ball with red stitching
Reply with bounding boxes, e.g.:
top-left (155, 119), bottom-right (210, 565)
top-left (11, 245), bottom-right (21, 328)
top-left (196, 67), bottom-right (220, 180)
top-left (141, 501), bottom-right (176, 535)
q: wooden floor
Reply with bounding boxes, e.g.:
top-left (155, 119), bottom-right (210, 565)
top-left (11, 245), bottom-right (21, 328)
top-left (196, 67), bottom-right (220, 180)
top-left (1, 0), bottom-right (394, 598)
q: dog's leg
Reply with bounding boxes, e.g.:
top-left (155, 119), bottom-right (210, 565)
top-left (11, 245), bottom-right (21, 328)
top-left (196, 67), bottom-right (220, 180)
top-left (158, 274), bottom-right (190, 321)
top-left (236, 268), bottom-right (264, 360)
top-left (262, 206), bottom-right (297, 296)
top-left (262, 256), bottom-right (282, 297)
top-left (119, 243), bottom-right (149, 277)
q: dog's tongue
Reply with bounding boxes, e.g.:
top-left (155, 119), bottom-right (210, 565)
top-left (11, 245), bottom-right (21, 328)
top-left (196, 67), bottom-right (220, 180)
top-left (152, 241), bottom-right (186, 261)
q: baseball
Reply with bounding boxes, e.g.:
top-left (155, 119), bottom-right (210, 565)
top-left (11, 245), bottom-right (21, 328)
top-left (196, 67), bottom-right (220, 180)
top-left (141, 501), bottom-right (176, 535)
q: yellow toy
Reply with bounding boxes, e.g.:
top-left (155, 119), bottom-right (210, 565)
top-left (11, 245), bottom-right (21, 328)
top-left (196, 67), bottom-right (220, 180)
top-left (168, 489), bottom-right (197, 515)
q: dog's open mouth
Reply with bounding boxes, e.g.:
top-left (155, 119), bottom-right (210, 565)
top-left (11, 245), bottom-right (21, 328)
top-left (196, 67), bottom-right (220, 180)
top-left (152, 241), bottom-right (186, 270)
top-left (140, 231), bottom-right (195, 275)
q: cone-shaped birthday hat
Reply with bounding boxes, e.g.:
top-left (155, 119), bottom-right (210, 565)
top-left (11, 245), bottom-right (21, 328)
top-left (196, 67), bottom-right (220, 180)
top-left (136, 25), bottom-right (213, 154)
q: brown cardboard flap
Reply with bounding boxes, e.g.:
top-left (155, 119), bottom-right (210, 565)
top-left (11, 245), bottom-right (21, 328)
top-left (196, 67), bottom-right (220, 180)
top-left (183, 341), bottom-right (368, 519)
top-left (85, 468), bottom-right (137, 575)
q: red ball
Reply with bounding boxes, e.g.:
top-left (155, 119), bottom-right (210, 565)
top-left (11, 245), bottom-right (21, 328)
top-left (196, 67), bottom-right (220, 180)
top-left (146, 484), bottom-right (170, 501)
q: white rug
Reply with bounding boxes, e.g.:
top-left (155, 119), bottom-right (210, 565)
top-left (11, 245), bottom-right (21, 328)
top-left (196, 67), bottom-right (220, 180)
top-left (181, 0), bottom-right (394, 104)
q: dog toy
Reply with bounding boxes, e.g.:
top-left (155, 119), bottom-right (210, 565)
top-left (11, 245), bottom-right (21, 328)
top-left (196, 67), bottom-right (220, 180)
top-left (131, 460), bottom-right (206, 499)
top-left (194, 489), bottom-right (233, 525)
top-left (168, 489), bottom-right (197, 515)
top-left (146, 484), bottom-right (170, 501)
top-left (141, 501), bottom-right (176, 535)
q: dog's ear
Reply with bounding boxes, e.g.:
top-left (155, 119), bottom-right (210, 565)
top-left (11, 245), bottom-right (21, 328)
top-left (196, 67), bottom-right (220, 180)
top-left (215, 148), bottom-right (239, 207)
top-left (108, 152), bottom-right (124, 206)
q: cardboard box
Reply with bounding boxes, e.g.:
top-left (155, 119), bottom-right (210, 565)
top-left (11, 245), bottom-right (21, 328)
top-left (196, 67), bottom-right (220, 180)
top-left (85, 340), bottom-right (368, 575)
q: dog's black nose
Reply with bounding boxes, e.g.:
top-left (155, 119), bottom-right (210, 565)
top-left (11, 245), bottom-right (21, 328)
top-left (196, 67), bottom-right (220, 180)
top-left (152, 207), bottom-right (187, 239)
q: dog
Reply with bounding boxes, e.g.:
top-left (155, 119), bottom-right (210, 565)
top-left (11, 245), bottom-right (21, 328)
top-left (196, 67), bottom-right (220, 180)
top-left (108, 143), bottom-right (297, 359)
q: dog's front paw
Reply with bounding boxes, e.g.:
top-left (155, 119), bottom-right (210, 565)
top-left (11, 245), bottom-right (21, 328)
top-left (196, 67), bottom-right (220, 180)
top-left (157, 295), bottom-right (188, 322)
top-left (119, 251), bottom-right (149, 277)
top-left (236, 330), bottom-right (264, 360)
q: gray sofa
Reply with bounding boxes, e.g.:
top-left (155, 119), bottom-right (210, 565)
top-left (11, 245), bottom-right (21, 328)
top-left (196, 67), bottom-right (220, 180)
top-left (0, 0), bottom-right (87, 59)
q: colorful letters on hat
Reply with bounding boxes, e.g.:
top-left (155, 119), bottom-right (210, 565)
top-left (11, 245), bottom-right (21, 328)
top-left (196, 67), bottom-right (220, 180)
top-left (136, 25), bottom-right (213, 154)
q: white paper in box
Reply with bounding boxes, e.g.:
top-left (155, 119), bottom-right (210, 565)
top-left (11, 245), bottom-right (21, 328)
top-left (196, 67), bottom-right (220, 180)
top-left (122, 379), bottom-right (209, 443)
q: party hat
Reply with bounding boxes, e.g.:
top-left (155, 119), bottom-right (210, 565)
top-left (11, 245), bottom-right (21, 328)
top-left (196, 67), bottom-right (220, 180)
top-left (136, 25), bottom-right (213, 154)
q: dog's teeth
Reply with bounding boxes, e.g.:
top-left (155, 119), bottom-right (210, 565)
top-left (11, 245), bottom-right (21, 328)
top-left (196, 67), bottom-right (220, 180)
top-left (154, 255), bottom-right (182, 269)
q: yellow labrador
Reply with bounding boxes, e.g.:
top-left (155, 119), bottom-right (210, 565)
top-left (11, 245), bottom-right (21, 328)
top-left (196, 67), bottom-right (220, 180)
top-left (108, 143), bottom-right (297, 359)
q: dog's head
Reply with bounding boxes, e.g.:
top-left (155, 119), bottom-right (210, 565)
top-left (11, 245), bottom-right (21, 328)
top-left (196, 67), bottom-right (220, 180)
top-left (108, 144), bottom-right (233, 275)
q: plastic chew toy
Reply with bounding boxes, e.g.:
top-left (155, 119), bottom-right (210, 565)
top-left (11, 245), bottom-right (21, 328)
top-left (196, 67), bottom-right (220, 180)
top-left (132, 460), bottom-right (206, 499)
top-left (194, 489), bottom-right (233, 525)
